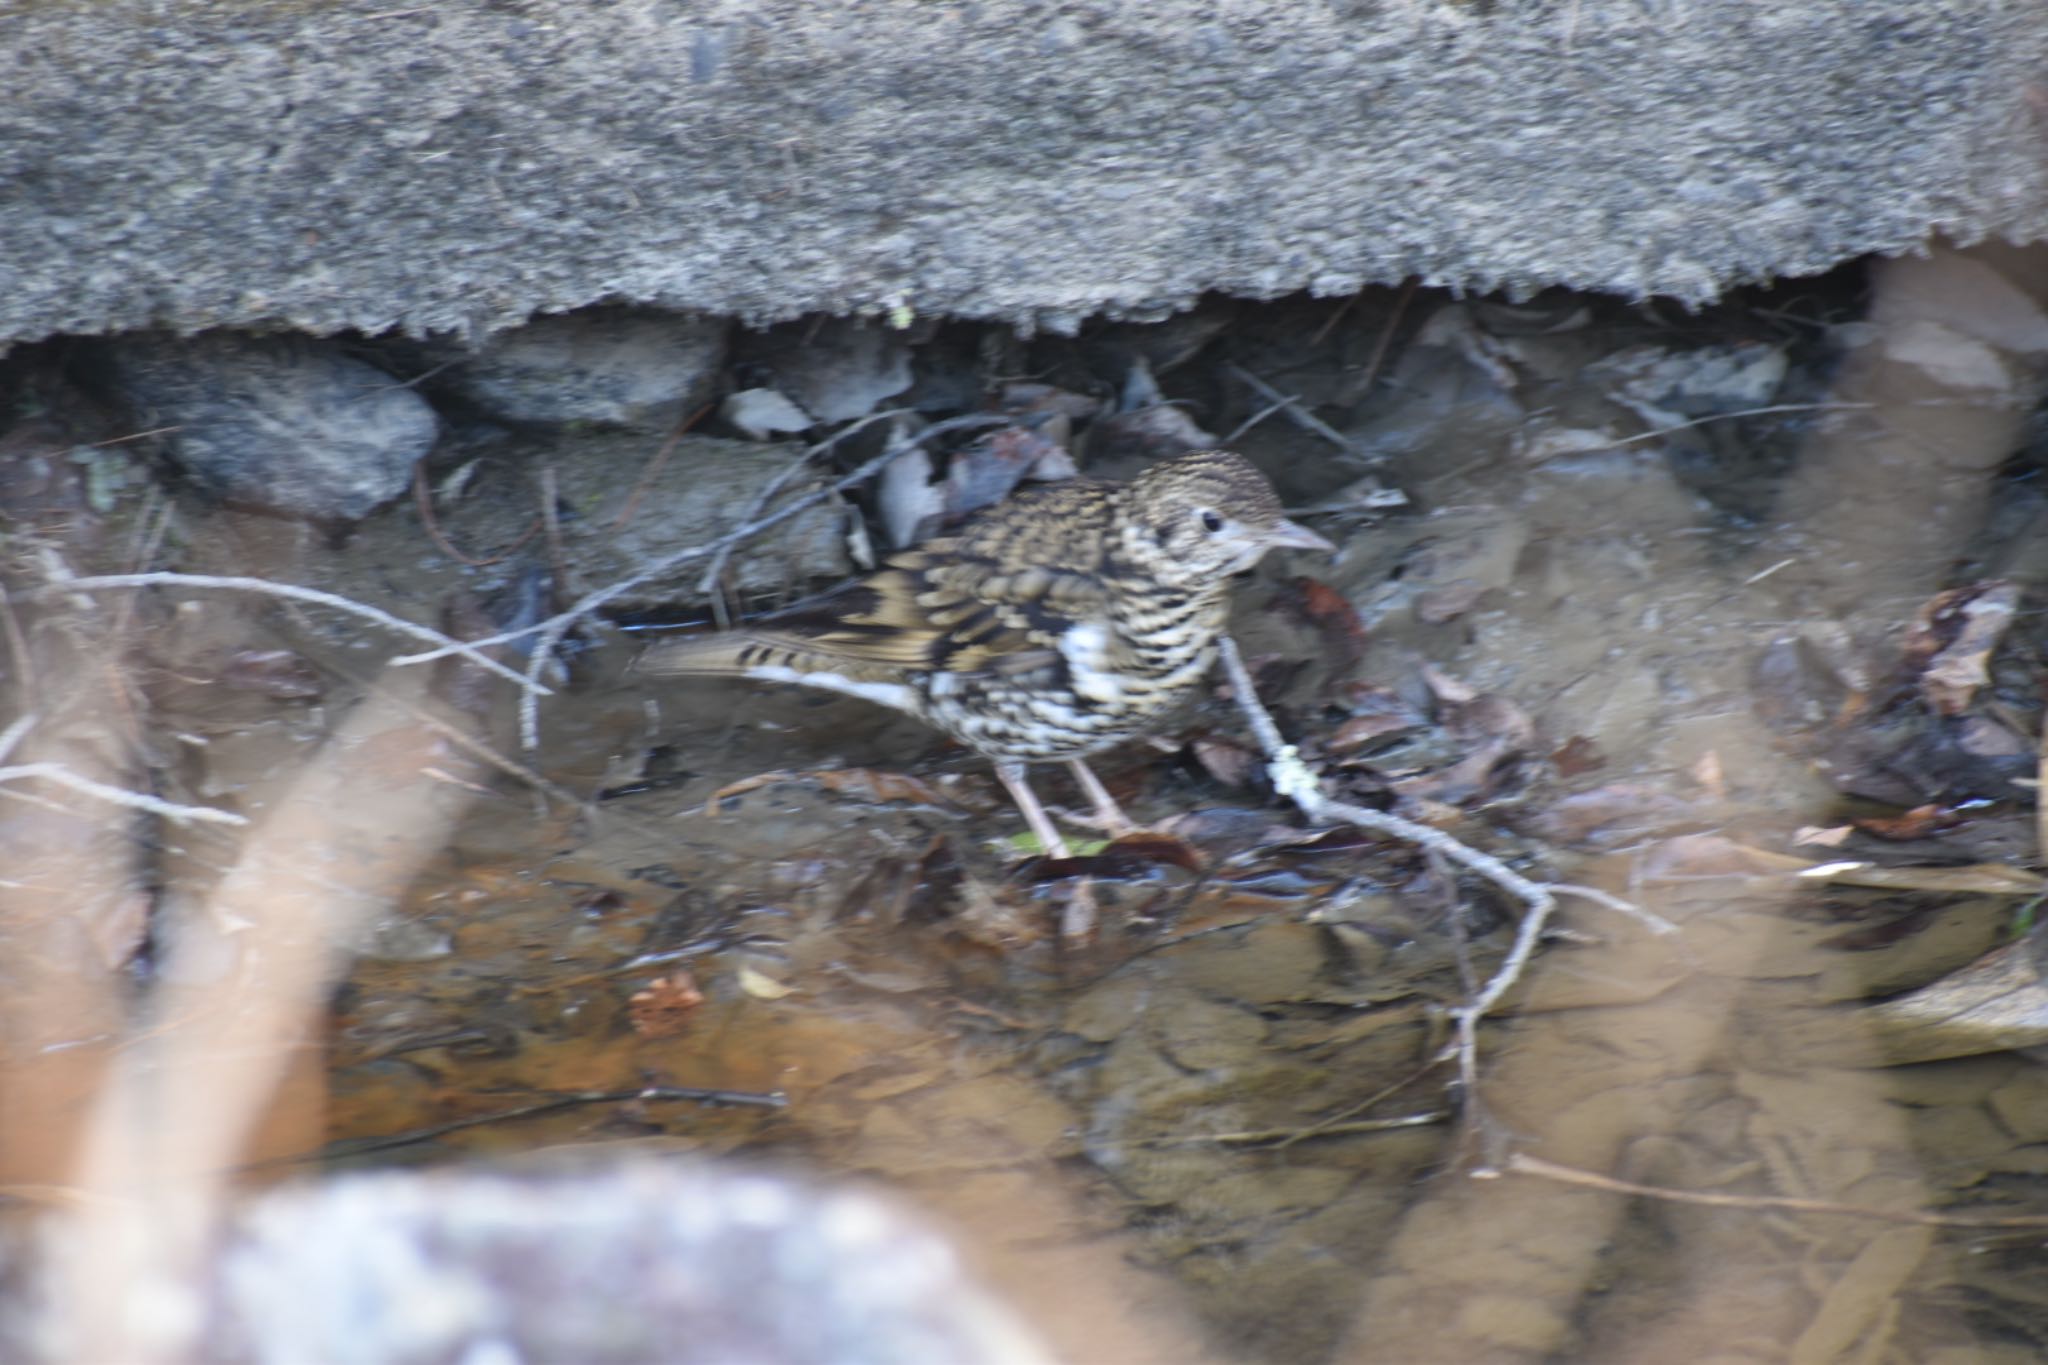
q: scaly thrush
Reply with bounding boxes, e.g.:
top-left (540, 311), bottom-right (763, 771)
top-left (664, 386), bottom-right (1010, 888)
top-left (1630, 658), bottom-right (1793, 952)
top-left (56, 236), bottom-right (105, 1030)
top-left (636, 448), bottom-right (1335, 855)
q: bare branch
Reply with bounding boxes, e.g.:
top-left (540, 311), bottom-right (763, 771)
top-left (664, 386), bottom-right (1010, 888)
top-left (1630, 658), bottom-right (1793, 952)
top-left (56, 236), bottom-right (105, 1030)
top-left (1214, 634), bottom-right (1653, 1171)
top-left (0, 762), bottom-right (245, 825)
top-left (1220, 362), bottom-right (1363, 457)
top-left (30, 573), bottom-right (548, 698)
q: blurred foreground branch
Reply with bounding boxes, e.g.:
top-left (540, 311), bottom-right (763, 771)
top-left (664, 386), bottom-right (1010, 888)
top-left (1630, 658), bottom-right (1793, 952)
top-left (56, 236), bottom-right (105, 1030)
top-left (39, 664), bottom-right (492, 1363)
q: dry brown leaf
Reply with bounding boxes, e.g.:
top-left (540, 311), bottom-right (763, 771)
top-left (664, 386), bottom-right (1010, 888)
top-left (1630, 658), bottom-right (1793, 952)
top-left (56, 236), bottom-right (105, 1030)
top-left (1189, 734), bottom-right (1262, 788)
top-left (1286, 576), bottom-right (1370, 665)
top-left (1902, 581), bottom-right (2020, 716)
top-left (709, 767), bottom-right (965, 814)
top-left (1329, 687), bottom-right (1429, 758)
top-left (737, 964), bottom-right (795, 999)
top-left (1418, 663), bottom-right (1479, 705)
top-left (1853, 804), bottom-right (1971, 841)
top-left (1031, 832), bottom-right (1207, 881)
top-left (1549, 735), bottom-right (1605, 777)
top-left (628, 970), bottom-right (704, 1039)
top-left (996, 381), bottom-right (1102, 422)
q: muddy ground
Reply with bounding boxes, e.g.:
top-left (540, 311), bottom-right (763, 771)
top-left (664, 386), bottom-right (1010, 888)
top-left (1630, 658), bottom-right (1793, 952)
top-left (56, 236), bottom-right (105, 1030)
top-left (6, 253), bottom-right (2048, 1363)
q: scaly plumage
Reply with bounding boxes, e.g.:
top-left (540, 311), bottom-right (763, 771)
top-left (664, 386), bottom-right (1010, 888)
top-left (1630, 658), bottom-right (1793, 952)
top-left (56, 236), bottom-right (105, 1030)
top-left (636, 449), bottom-right (1334, 855)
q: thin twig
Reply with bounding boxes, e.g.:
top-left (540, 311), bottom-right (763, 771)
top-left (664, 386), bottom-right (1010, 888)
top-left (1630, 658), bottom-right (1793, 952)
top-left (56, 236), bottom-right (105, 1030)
top-left (1592, 402), bottom-right (1878, 453)
top-left (1132, 1110), bottom-right (1446, 1148)
top-left (1551, 881), bottom-right (1677, 935)
top-left (610, 402), bottom-right (716, 530)
top-left (31, 573), bottom-right (549, 698)
top-left (1221, 362), bottom-right (1360, 457)
top-left (1224, 398), bottom-right (1296, 444)
top-left (695, 446), bottom-right (820, 604)
top-left (413, 462), bottom-right (538, 567)
top-left (1274, 1053), bottom-right (1452, 1152)
top-left (280, 1086), bottom-right (789, 1164)
top-left (115, 491), bottom-right (175, 640)
top-left (1336, 276), bottom-right (1418, 405)
top-left (0, 761), bottom-right (245, 825)
top-left (1508, 1153), bottom-right (2048, 1228)
top-left (73, 425), bottom-right (184, 450)
top-left (538, 464), bottom-right (570, 590)
top-left (1308, 291), bottom-right (1360, 347)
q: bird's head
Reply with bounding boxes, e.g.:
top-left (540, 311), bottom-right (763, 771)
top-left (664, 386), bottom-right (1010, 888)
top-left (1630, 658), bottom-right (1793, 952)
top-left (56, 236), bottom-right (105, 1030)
top-left (1117, 450), bottom-right (1335, 589)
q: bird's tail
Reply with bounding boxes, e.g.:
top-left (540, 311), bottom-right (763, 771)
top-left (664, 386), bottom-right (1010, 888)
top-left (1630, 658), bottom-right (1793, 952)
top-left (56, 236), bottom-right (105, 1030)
top-left (633, 628), bottom-right (884, 680)
top-left (631, 631), bottom-right (774, 677)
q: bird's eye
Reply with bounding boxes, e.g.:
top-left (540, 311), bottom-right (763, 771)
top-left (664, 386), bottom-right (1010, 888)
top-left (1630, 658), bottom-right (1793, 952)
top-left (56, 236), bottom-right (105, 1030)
top-left (1199, 509), bottom-right (1225, 533)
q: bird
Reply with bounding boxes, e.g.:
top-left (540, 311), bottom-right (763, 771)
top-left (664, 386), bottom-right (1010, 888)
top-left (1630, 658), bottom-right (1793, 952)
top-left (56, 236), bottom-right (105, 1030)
top-left (636, 448), bottom-right (1335, 858)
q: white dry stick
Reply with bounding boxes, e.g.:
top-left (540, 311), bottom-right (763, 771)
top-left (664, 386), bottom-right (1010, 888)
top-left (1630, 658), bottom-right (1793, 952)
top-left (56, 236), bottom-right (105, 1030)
top-left (0, 713), bottom-right (246, 825)
top-left (34, 573), bottom-right (547, 698)
top-left (1214, 635), bottom-right (1658, 1169)
top-left (0, 763), bottom-right (246, 826)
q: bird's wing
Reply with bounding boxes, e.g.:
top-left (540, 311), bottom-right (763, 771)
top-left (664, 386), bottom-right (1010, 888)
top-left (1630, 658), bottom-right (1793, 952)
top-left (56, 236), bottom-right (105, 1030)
top-left (635, 544), bottom-right (1114, 683)
top-left (638, 478), bottom-right (1120, 683)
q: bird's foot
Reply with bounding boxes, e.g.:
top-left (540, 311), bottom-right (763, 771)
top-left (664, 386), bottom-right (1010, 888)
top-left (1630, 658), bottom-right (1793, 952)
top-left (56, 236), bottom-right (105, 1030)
top-left (1063, 759), bottom-right (1146, 840)
top-left (1048, 805), bottom-right (1149, 840)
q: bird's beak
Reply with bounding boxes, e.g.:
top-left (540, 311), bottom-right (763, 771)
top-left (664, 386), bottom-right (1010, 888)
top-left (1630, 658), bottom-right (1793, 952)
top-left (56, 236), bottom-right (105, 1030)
top-left (1268, 518), bottom-right (1336, 553)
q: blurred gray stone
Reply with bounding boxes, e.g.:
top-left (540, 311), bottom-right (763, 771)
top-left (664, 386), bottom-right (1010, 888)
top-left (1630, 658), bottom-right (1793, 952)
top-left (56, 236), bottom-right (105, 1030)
top-left (104, 333), bottom-right (437, 521)
top-left (742, 318), bottom-right (916, 425)
top-left (440, 308), bottom-right (728, 430)
top-left (203, 1163), bottom-right (1055, 1365)
top-left (722, 387), bottom-right (815, 441)
top-left (7, 2), bottom-right (2042, 343)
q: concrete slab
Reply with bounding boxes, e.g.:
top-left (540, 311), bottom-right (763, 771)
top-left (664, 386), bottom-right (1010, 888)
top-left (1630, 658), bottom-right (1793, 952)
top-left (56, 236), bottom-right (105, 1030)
top-left (4, 0), bottom-right (2046, 341)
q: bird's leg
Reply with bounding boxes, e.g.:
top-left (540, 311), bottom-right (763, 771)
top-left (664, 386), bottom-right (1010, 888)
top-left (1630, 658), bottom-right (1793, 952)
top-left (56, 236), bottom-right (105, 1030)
top-left (995, 761), bottom-right (1074, 859)
top-left (999, 762), bottom-right (1100, 940)
top-left (1065, 759), bottom-right (1138, 838)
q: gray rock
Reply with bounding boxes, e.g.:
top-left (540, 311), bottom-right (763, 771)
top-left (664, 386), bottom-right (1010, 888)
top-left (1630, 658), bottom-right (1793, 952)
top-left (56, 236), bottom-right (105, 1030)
top-left (742, 318), bottom-right (916, 424)
top-left (3, 2), bottom-right (2046, 342)
top-left (439, 307), bottom-right (728, 430)
top-left (104, 332), bottom-right (437, 521)
top-left (721, 386), bottom-right (815, 441)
